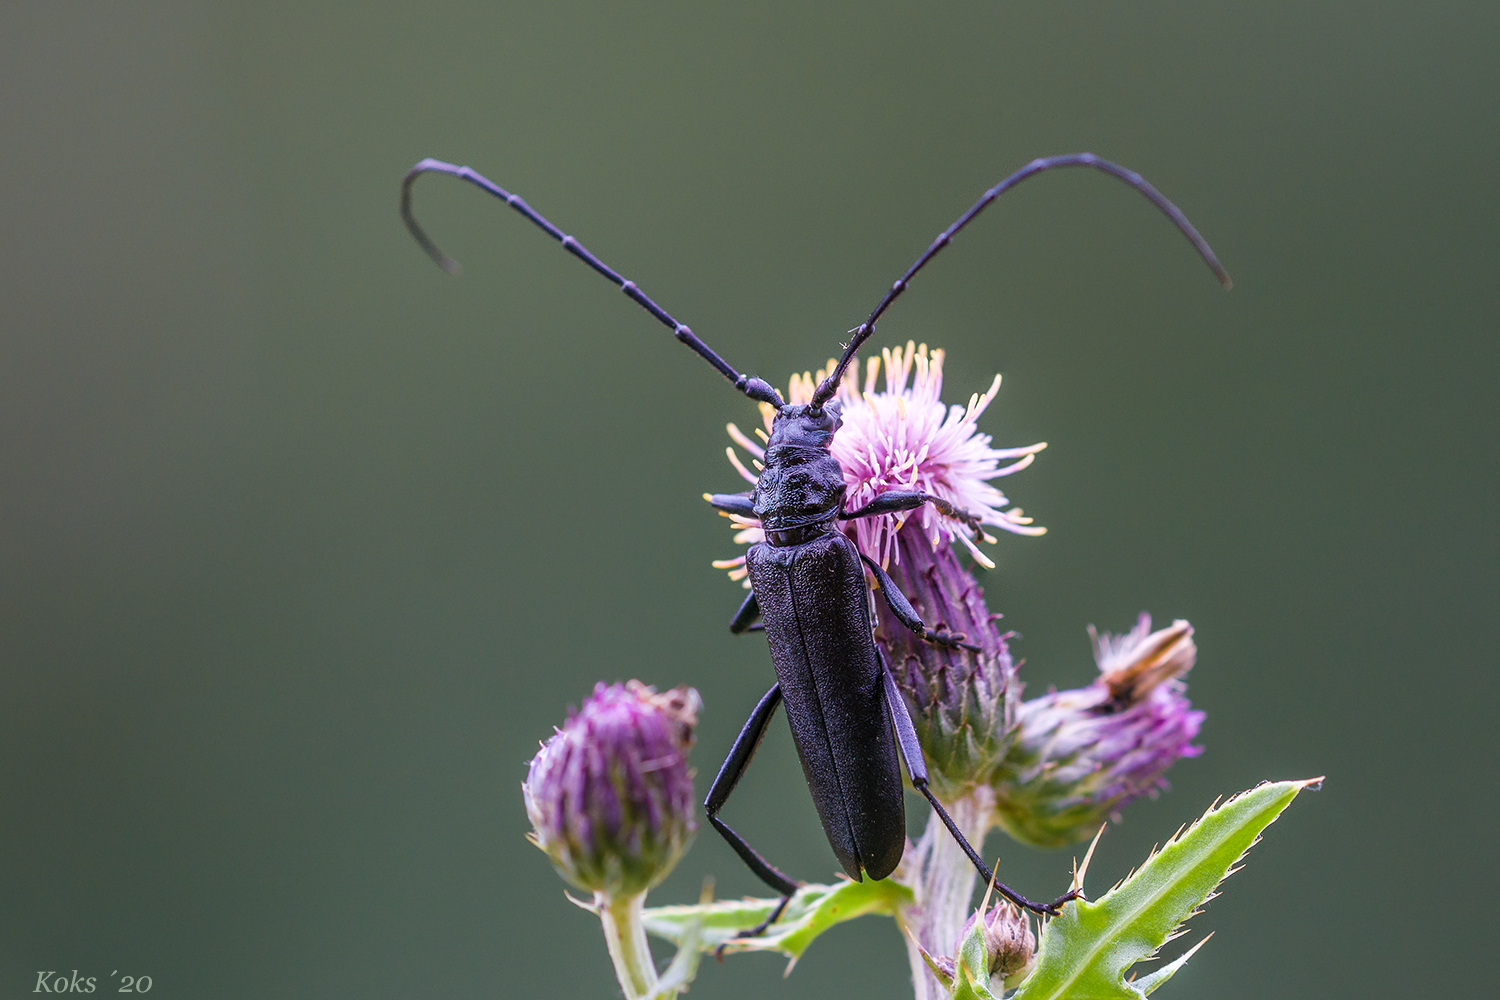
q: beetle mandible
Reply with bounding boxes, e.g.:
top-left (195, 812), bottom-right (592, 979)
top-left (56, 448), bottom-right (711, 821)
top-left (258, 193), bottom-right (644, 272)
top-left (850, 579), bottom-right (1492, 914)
top-left (400, 154), bottom-right (1231, 934)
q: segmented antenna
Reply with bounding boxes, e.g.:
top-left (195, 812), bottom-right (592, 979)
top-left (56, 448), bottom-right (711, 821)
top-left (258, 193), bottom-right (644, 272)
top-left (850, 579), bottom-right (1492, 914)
top-left (810, 153), bottom-right (1233, 408)
top-left (401, 159), bottom-right (785, 407)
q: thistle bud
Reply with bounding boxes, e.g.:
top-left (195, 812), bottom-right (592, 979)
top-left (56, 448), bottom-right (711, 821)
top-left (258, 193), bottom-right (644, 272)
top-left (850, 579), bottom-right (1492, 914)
top-left (957, 900), bottom-right (1037, 987)
top-left (992, 615), bottom-right (1204, 848)
top-left (523, 681), bottom-right (700, 898)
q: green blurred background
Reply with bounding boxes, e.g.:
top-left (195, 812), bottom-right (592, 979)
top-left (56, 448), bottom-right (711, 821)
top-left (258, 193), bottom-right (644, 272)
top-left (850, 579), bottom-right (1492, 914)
top-left (2, 2), bottom-right (1495, 997)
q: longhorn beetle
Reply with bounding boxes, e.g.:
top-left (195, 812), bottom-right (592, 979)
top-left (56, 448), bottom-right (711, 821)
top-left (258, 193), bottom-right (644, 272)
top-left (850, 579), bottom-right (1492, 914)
top-left (401, 154), bottom-right (1231, 935)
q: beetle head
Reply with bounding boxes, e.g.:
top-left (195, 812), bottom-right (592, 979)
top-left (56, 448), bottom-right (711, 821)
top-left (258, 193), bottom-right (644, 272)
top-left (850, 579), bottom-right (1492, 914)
top-left (753, 402), bottom-right (847, 535)
top-left (766, 401), bottom-right (842, 451)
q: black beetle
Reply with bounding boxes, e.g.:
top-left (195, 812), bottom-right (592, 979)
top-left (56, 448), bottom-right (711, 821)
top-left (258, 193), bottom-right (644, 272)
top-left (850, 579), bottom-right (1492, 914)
top-left (400, 154), bottom-right (1230, 931)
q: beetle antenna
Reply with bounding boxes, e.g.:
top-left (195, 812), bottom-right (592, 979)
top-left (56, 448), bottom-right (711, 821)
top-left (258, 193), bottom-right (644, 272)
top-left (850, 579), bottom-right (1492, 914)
top-left (401, 159), bottom-right (786, 408)
top-left (810, 153), bottom-right (1233, 408)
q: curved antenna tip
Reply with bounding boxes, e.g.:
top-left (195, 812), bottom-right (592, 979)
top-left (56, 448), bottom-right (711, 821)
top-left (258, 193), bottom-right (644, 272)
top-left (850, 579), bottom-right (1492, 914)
top-left (412, 231), bottom-right (464, 276)
top-left (401, 160), bottom-right (465, 276)
top-left (1191, 243), bottom-right (1233, 291)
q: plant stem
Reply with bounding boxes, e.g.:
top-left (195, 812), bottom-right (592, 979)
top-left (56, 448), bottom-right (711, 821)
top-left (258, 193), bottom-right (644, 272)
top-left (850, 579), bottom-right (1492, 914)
top-left (901, 786), bottom-right (994, 1000)
top-left (598, 891), bottom-right (658, 1000)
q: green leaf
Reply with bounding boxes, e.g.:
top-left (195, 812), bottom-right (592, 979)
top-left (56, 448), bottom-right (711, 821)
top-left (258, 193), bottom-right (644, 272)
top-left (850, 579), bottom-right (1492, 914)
top-left (643, 910), bottom-right (705, 1000)
top-left (909, 936), bottom-right (956, 994)
top-left (1132, 934), bottom-right (1211, 996)
top-left (642, 878), bottom-right (912, 967)
top-left (643, 882), bottom-right (712, 1000)
top-left (1010, 777), bottom-right (1321, 1000)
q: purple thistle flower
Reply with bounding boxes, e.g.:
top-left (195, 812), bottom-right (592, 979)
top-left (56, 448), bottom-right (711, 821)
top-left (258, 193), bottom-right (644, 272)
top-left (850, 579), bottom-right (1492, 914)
top-left (712, 342), bottom-right (1045, 586)
top-left (523, 681), bottom-right (700, 897)
top-left (992, 615), bottom-right (1205, 849)
top-left (816, 343), bottom-right (1046, 568)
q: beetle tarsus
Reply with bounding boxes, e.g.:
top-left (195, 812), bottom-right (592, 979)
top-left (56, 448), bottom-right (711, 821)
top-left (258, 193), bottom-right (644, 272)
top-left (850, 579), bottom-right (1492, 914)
top-left (927, 497), bottom-right (984, 534)
top-left (923, 626), bottom-right (980, 652)
top-left (1043, 888), bottom-right (1087, 915)
top-left (715, 893), bottom-right (793, 958)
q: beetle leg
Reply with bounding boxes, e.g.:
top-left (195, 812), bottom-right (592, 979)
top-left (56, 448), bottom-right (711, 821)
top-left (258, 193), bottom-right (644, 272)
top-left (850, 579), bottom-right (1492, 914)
top-left (705, 683), bottom-right (800, 944)
top-left (729, 590), bottom-right (763, 634)
top-left (705, 491), bottom-right (757, 516)
top-left (860, 554), bottom-right (981, 652)
top-left (718, 894), bottom-right (792, 958)
top-left (879, 654), bottom-right (1084, 917)
top-left (841, 489), bottom-right (986, 536)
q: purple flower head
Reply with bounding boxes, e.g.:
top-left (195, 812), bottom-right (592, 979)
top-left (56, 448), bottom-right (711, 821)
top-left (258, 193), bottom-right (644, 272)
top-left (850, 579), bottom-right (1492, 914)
top-left (710, 344), bottom-right (1044, 795)
top-left (523, 681), bottom-right (700, 897)
top-left (992, 615), bottom-right (1205, 848)
top-left (712, 342), bottom-right (1045, 585)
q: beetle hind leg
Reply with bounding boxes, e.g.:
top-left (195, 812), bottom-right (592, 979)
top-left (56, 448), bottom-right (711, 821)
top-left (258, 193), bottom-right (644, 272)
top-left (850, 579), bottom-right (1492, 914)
top-left (880, 654), bottom-right (1084, 917)
top-left (717, 893), bottom-right (792, 958)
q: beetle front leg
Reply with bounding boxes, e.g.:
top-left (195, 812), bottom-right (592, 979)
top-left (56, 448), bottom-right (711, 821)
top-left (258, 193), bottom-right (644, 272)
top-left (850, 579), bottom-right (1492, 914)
top-left (841, 489), bottom-right (990, 539)
top-left (705, 491), bottom-right (757, 517)
top-left (710, 495), bottom-right (767, 632)
top-left (859, 554), bottom-right (980, 652)
top-left (878, 653), bottom-right (1083, 917)
top-left (704, 683), bottom-right (799, 945)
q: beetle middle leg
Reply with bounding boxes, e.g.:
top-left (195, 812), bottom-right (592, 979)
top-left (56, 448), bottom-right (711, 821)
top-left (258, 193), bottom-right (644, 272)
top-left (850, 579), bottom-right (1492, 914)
top-left (879, 652), bottom-right (1083, 917)
top-left (704, 682), bottom-right (799, 943)
top-left (728, 590), bottom-right (763, 634)
top-left (860, 553), bottom-right (980, 651)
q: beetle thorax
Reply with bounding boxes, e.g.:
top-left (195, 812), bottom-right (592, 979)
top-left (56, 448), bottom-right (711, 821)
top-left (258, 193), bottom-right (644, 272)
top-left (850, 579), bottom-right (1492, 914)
top-left (752, 403), bottom-right (847, 544)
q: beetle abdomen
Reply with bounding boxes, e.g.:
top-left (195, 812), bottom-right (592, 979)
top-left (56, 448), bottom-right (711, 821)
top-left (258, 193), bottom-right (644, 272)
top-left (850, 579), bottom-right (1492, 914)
top-left (745, 531), bottom-right (906, 882)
